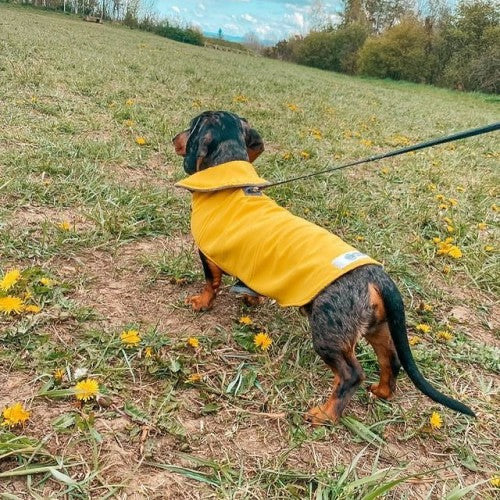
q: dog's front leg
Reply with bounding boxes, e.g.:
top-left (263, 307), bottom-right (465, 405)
top-left (185, 251), bottom-right (223, 311)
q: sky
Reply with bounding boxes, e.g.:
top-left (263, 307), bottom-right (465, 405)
top-left (153, 1), bottom-right (341, 43)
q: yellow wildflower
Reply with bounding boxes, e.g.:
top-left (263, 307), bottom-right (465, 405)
top-left (437, 330), bottom-right (453, 341)
top-left (0, 296), bottom-right (24, 315)
top-left (2, 403), bottom-right (30, 427)
top-left (135, 136), bottom-right (147, 145)
top-left (356, 235), bottom-right (365, 242)
top-left (123, 119), bottom-right (134, 127)
top-left (300, 151), bottom-right (310, 159)
top-left (446, 225), bottom-right (454, 233)
top-left (187, 373), bottom-right (202, 383)
top-left (490, 476), bottom-right (500, 488)
top-left (58, 220), bottom-right (71, 231)
top-left (310, 128), bottom-right (322, 140)
top-left (192, 99), bottom-right (202, 108)
top-left (74, 379), bottom-right (99, 401)
top-left (233, 94), bottom-right (248, 103)
top-left (443, 217), bottom-right (452, 225)
top-left (443, 265), bottom-right (451, 274)
top-left (491, 204), bottom-right (499, 212)
top-left (187, 337), bottom-right (199, 348)
top-left (381, 167), bottom-right (389, 175)
top-left (40, 277), bottom-right (55, 287)
top-left (53, 368), bottom-right (64, 382)
top-left (435, 194), bottom-right (446, 202)
top-left (485, 245), bottom-right (494, 252)
top-left (121, 329), bottom-right (141, 347)
top-left (439, 203), bottom-right (449, 210)
top-left (253, 332), bottom-right (272, 350)
top-left (282, 151), bottom-right (292, 160)
top-left (429, 411), bottom-right (442, 429)
top-left (391, 134), bottom-right (410, 146)
top-left (427, 183), bottom-right (436, 191)
top-left (24, 304), bottom-right (41, 314)
top-left (361, 139), bottom-right (373, 148)
top-left (409, 335), bottom-right (421, 346)
top-left (0, 269), bottom-right (21, 291)
top-left (447, 246), bottom-right (462, 259)
top-left (423, 303), bottom-right (433, 312)
top-left (286, 103), bottom-right (299, 112)
top-left (144, 346), bottom-right (153, 358)
top-left (239, 316), bottom-right (253, 325)
top-left (416, 324), bottom-right (431, 334)
top-left (477, 222), bottom-right (487, 230)
top-left (448, 198), bottom-right (458, 206)
top-left (432, 237), bottom-right (441, 244)
top-left (125, 98), bottom-right (135, 106)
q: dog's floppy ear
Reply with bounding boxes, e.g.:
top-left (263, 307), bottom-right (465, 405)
top-left (184, 130), bottom-right (213, 174)
top-left (240, 119), bottom-right (264, 162)
top-left (172, 130), bottom-right (189, 156)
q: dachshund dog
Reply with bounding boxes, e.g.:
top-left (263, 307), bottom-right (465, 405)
top-left (172, 111), bottom-right (475, 425)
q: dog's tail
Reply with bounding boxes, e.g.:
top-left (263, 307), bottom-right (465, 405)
top-left (377, 276), bottom-right (476, 417)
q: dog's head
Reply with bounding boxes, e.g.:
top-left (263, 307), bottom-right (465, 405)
top-left (172, 111), bottom-right (264, 174)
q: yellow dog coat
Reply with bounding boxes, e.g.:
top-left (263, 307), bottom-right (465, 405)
top-left (176, 161), bottom-right (379, 307)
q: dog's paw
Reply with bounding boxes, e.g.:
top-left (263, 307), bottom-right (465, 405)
top-left (305, 405), bottom-right (338, 427)
top-left (368, 383), bottom-right (392, 400)
top-left (242, 294), bottom-right (265, 307)
top-left (185, 295), bottom-right (213, 312)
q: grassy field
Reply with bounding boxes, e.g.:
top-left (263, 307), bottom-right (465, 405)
top-left (0, 4), bottom-right (499, 498)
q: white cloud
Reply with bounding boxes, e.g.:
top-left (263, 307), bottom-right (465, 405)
top-left (198, 3), bottom-right (205, 10)
top-left (171, 5), bottom-right (180, 13)
top-left (241, 13), bottom-right (257, 23)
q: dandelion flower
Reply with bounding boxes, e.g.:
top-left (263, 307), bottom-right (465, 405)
top-left (437, 330), bottom-right (453, 341)
top-left (74, 378), bottom-right (99, 401)
top-left (416, 324), bottom-right (431, 334)
top-left (446, 225), bottom-right (454, 233)
top-left (435, 194), bottom-right (446, 202)
top-left (361, 139), bottom-right (373, 148)
top-left (187, 337), bottom-right (199, 348)
top-left (123, 119), bottom-right (134, 127)
top-left (239, 316), bottom-right (252, 325)
top-left (381, 167), bottom-right (389, 175)
top-left (485, 245), bottom-right (494, 252)
top-left (356, 235), bottom-right (365, 242)
top-left (125, 98), bottom-right (135, 106)
top-left (233, 94), bottom-right (248, 103)
top-left (144, 346), bottom-right (153, 358)
top-left (40, 277), bottom-right (55, 287)
top-left (439, 203), bottom-right (449, 210)
top-left (254, 332), bottom-right (272, 350)
top-left (423, 303), bottom-right (433, 312)
top-left (53, 368), bottom-right (64, 382)
top-left (282, 151), bottom-right (292, 160)
top-left (135, 136), bottom-right (147, 145)
top-left (427, 183), bottom-right (436, 191)
top-left (0, 296), bottom-right (24, 315)
top-left (443, 265), bottom-right (451, 274)
top-left (429, 411), bottom-right (442, 429)
top-left (187, 373), bottom-right (201, 383)
top-left (310, 128), bottom-right (322, 140)
top-left (492, 204), bottom-right (499, 212)
top-left (490, 476), bottom-right (500, 488)
top-left (121, 329), bottom-right (141, 347)
top-left (447, 246), bottom-right (462, 259)
top-left (58, 221), bottom-right (71, 231)
top-left (409, 335), bottom-right (421, 346)
top-left (24, 305), bottom-right (41, 314)
top-left (300, 151), bottom-right (310, 159)
top-left (477, 222), bottom-right (487, 230)
top-left (448, 198), bottom-right (458, 206)
top-left (286, 103), bottom-right (299, 112)
top-left (0, 269), bottom-right (21, 291)
top-left (2, 403), bottom-right (30, 427)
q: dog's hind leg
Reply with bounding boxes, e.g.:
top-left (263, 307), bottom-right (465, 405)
top-left (365, 284), bottom-right (401, 399)
top-left (365, 322), bottom-right (401, 399)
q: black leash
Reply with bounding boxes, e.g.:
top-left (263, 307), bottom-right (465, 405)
top-left (253, 122), bottom-right (499, 192)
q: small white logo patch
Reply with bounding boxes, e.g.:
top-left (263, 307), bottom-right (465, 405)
top-left (332, 251), bottom-right (367, 269)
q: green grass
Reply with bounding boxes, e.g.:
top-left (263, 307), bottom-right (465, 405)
top-left (0, 4), bottom-right (499, 498)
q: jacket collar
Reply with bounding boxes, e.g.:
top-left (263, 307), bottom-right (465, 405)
top-left (175, 161), bottom-right (269, 192)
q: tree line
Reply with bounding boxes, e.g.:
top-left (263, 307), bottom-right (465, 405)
top-left (264, 0), bottom-right (499, 94)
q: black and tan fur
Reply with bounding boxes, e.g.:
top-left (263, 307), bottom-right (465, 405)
top-left (173, 111), bottom-right (475, 425)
